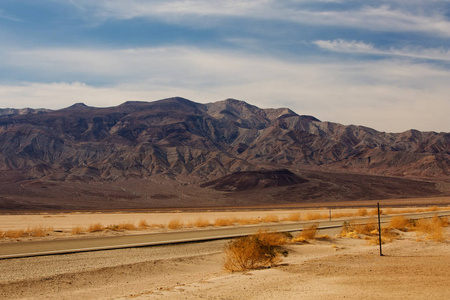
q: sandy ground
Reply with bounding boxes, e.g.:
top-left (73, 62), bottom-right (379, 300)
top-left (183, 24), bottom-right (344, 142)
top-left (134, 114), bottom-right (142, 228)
top-left (0, 226), bottom-right (448, 300)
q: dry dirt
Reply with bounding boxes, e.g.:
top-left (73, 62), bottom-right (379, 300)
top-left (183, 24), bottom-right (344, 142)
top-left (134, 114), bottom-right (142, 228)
top-left (0, 224), bottom-right (449, 299)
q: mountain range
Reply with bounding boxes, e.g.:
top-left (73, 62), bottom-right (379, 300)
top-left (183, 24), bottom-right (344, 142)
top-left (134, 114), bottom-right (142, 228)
top-left (0, 97), bottom-right (449, 210)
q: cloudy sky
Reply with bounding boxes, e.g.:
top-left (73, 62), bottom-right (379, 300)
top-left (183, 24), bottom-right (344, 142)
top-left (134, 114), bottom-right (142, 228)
top-left (1, 0), bottom-right (450, 133)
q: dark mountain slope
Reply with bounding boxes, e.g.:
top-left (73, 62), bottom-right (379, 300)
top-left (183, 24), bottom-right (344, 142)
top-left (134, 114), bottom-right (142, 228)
top-left (0, 97), bottom-right (449, 184)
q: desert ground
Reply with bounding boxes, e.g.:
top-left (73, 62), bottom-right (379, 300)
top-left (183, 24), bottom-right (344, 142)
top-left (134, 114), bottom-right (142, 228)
top-left (0, 200), bottom-right (449, 299)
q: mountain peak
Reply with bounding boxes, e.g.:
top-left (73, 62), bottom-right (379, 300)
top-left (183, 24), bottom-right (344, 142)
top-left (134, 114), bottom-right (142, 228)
top-left (66, 103), bottom-right (89, 110)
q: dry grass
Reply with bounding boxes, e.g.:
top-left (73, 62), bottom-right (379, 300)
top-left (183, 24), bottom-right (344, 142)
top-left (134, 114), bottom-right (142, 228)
top-left (340, 214), bottom-right (449, 244)
top-left (368, 208), bottom-right (382, 216)
top-left (388, 216), bottom-right (412, 231)
top-left (214, 218), bottom-right (237, 227)
top-left (262, 214), bottom-right (280, 223)
top-left (193, 217), bottom-right (210, 228)
top-left (357, 208), bottom-right (368, 216)
top-left (237, 218), bottom-right (260, 225)
top-left (27, 226), bottom-right (49, 237)
top-left (332, 212), bottom-right (355, 218)
top-left (284, 212), bottom-right (301, 222)
top-left (168, 219), bottom-right (183, 229)
top-left (223, 231), bottom-right (287, 272)
top-left (71, 226), bottom-right (85, 235)
top-left (304, 212), bottom-right (327, 220)
top-left (367, 227), bottom-right (400, 245)
top-left (119, 222), bottom-right (136, 230)
top-left (339, 218), bottom-right (377, 238)
top-left (1, 226), bottom-right (54, 238)
top-left (87, 223), bottom-right (104, 233)
top-left (415, 215), bottom-right (447, 242)
top-left (138, 219), bottom-right (149, 229)
top-left (292, 224), bottom-right (318, 243)
top-left (3, 229), bottom-right (26, 239)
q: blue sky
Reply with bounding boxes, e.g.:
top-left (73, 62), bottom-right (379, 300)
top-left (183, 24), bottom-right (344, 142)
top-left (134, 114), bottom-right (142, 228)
top-left (1, 0), bottom-right (450, 132)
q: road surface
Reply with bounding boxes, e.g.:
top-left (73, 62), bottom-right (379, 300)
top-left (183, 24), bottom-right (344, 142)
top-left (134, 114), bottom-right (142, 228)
top-left (1, 211), bottom-right (448, 259)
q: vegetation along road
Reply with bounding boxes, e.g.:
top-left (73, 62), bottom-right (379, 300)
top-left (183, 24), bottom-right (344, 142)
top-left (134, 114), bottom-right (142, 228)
top-left (1, 211), bottom-right (448, 260)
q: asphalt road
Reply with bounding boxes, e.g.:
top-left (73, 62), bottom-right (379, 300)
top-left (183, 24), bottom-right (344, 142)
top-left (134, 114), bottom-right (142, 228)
top-left (1, 211), bottom-right (448, 260)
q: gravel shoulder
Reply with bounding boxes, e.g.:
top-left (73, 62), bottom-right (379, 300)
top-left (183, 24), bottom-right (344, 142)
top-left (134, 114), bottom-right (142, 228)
top-left (1, 228), bottom-right (449, 299)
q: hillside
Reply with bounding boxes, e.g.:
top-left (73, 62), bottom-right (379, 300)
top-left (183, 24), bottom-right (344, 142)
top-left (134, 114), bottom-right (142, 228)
top-left (0, 97), bottom-right (449, 209)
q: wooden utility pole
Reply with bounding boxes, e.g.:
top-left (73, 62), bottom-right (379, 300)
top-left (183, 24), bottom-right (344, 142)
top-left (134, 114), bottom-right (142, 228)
top-left (378, 202), bottom-right (383, 256)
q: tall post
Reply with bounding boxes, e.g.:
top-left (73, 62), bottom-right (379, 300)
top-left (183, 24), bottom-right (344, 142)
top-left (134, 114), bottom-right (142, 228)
top-left (329, 208), bottom-right (331, 221)
top-left (377, 202), bottom-right (383, 256)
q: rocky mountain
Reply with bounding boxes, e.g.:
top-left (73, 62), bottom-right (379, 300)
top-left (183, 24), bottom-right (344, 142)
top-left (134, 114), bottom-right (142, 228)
top-left (1, 97), bottom-right (449, 210)
top-left (0, 97), bottom-right (449, 183)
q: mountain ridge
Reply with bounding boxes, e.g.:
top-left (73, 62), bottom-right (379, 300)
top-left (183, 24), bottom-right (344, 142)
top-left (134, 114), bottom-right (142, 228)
top-left (0, 97), bottom-right (449, 184)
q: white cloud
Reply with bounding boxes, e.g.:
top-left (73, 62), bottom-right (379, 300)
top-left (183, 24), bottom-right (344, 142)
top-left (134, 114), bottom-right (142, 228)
top-left (314, 39), bottom-right (450, 61)
top-left (1, 46), bottom-right (450, 133)
top-left (65, 1), bottom-right (450, 37)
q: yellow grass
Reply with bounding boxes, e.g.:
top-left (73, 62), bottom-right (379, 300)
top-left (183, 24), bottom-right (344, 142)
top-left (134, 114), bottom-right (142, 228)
top-left (214, 218), bottom-right (237, 227)
top-left (138, 219), bottom-right (149, 229)
top-left (3, 229), bottom-right (25, 239)
top-left (168, 219), bottom-right (183, 229)
top-left (332, 212), bottom-right (355, 218)
top-left (27, 226), bottom-right (51, 237)
top-left (119, 223), bottom-right (136, 230)
top-left (1, 226), bottom-right (54, 238)
top-left (223, 231), bottom-right (287, 272)
top-left (262, 214), bottom-right (280, 223)
top-left (193, 217), bottom-right (210, 228)
top-left (292, 224), bottom-right (318, 242)
top-left (88, 223), bottom-right (104, 233)
top-left (237, 218), bottom-right (260, 225)
top-left (388, 216), bottom-right (411, 231)
top-left (304, 212), bottom-right (327, 220)
top-left (284, 212), bottom-right (301, 222)
top-left (415, 215), bottom-right (447, 242)
top-left (357, 208), bottom-right (368, 216)
top-left (71, 226), bottom-right (85, 235)
top-left (368, 208), bottom-right (381, 216)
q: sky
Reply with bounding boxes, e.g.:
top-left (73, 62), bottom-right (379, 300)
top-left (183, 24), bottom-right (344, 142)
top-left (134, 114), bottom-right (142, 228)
top-left (1, 0), bottom-right (450, 133)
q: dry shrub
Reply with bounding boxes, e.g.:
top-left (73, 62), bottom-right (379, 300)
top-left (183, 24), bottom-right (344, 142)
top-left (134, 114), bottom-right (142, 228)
top-left (27, 226), bottom-right (50, 237)
top-left (238, 218), bottom-right (260, 225)
top-left (304, 212), bottom-right (327, 220)
top-left (118, 223), bottom-right (136, 230)
top-left (414, 215), bottom-right (447, 242)
top-left (292, 224), bottom-right (318, 242)
top-left (223, 231), bottom-right (287, 272)
top-left (168, 219), bottom-right (183, 229)
top-left (285, 212), bottom-right (301, 222)
top-left (332, 212), bottom-right (355, 218)
top-left (316, 234), bottom-right (331, 240)
top-left (389, 216), bottom-right (412, 231)
top-left (368, 208), bottom-right (382, 216)
top-left (194, 217), bottom-right (210, 228)
top-left (300, 224), bottom-right (318, 239)
top-left (72, 226), bottom-right (85, 235)
top-left (0, 229), bottom-right (3, 238)
top-left (262, 214), bottom-right (280, 223)
top-left (384, 208), bottom-right (395, 214)
top-left (353, 218), bottom-right (377, 235)
top-left (214, 218), bottom-right (237, 227)
top-left (367, 227), bottom-right (400, 245)
top-left (257, 230), bottom-right (288, 246)
top-left (428, 206), bottom-right (438, 212)
top-left (150, 223), bottom-right (166, 229)
top-left (138, 219), bottom-right (149, 229)
top-left (339, 219), bottom-right (377, 238)
top-left (4, 229), bottom-right (25, 239)
top-left (357, 208), bottom-right (368, 216)
top-left (88, 223), bottom-right (104, 232)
